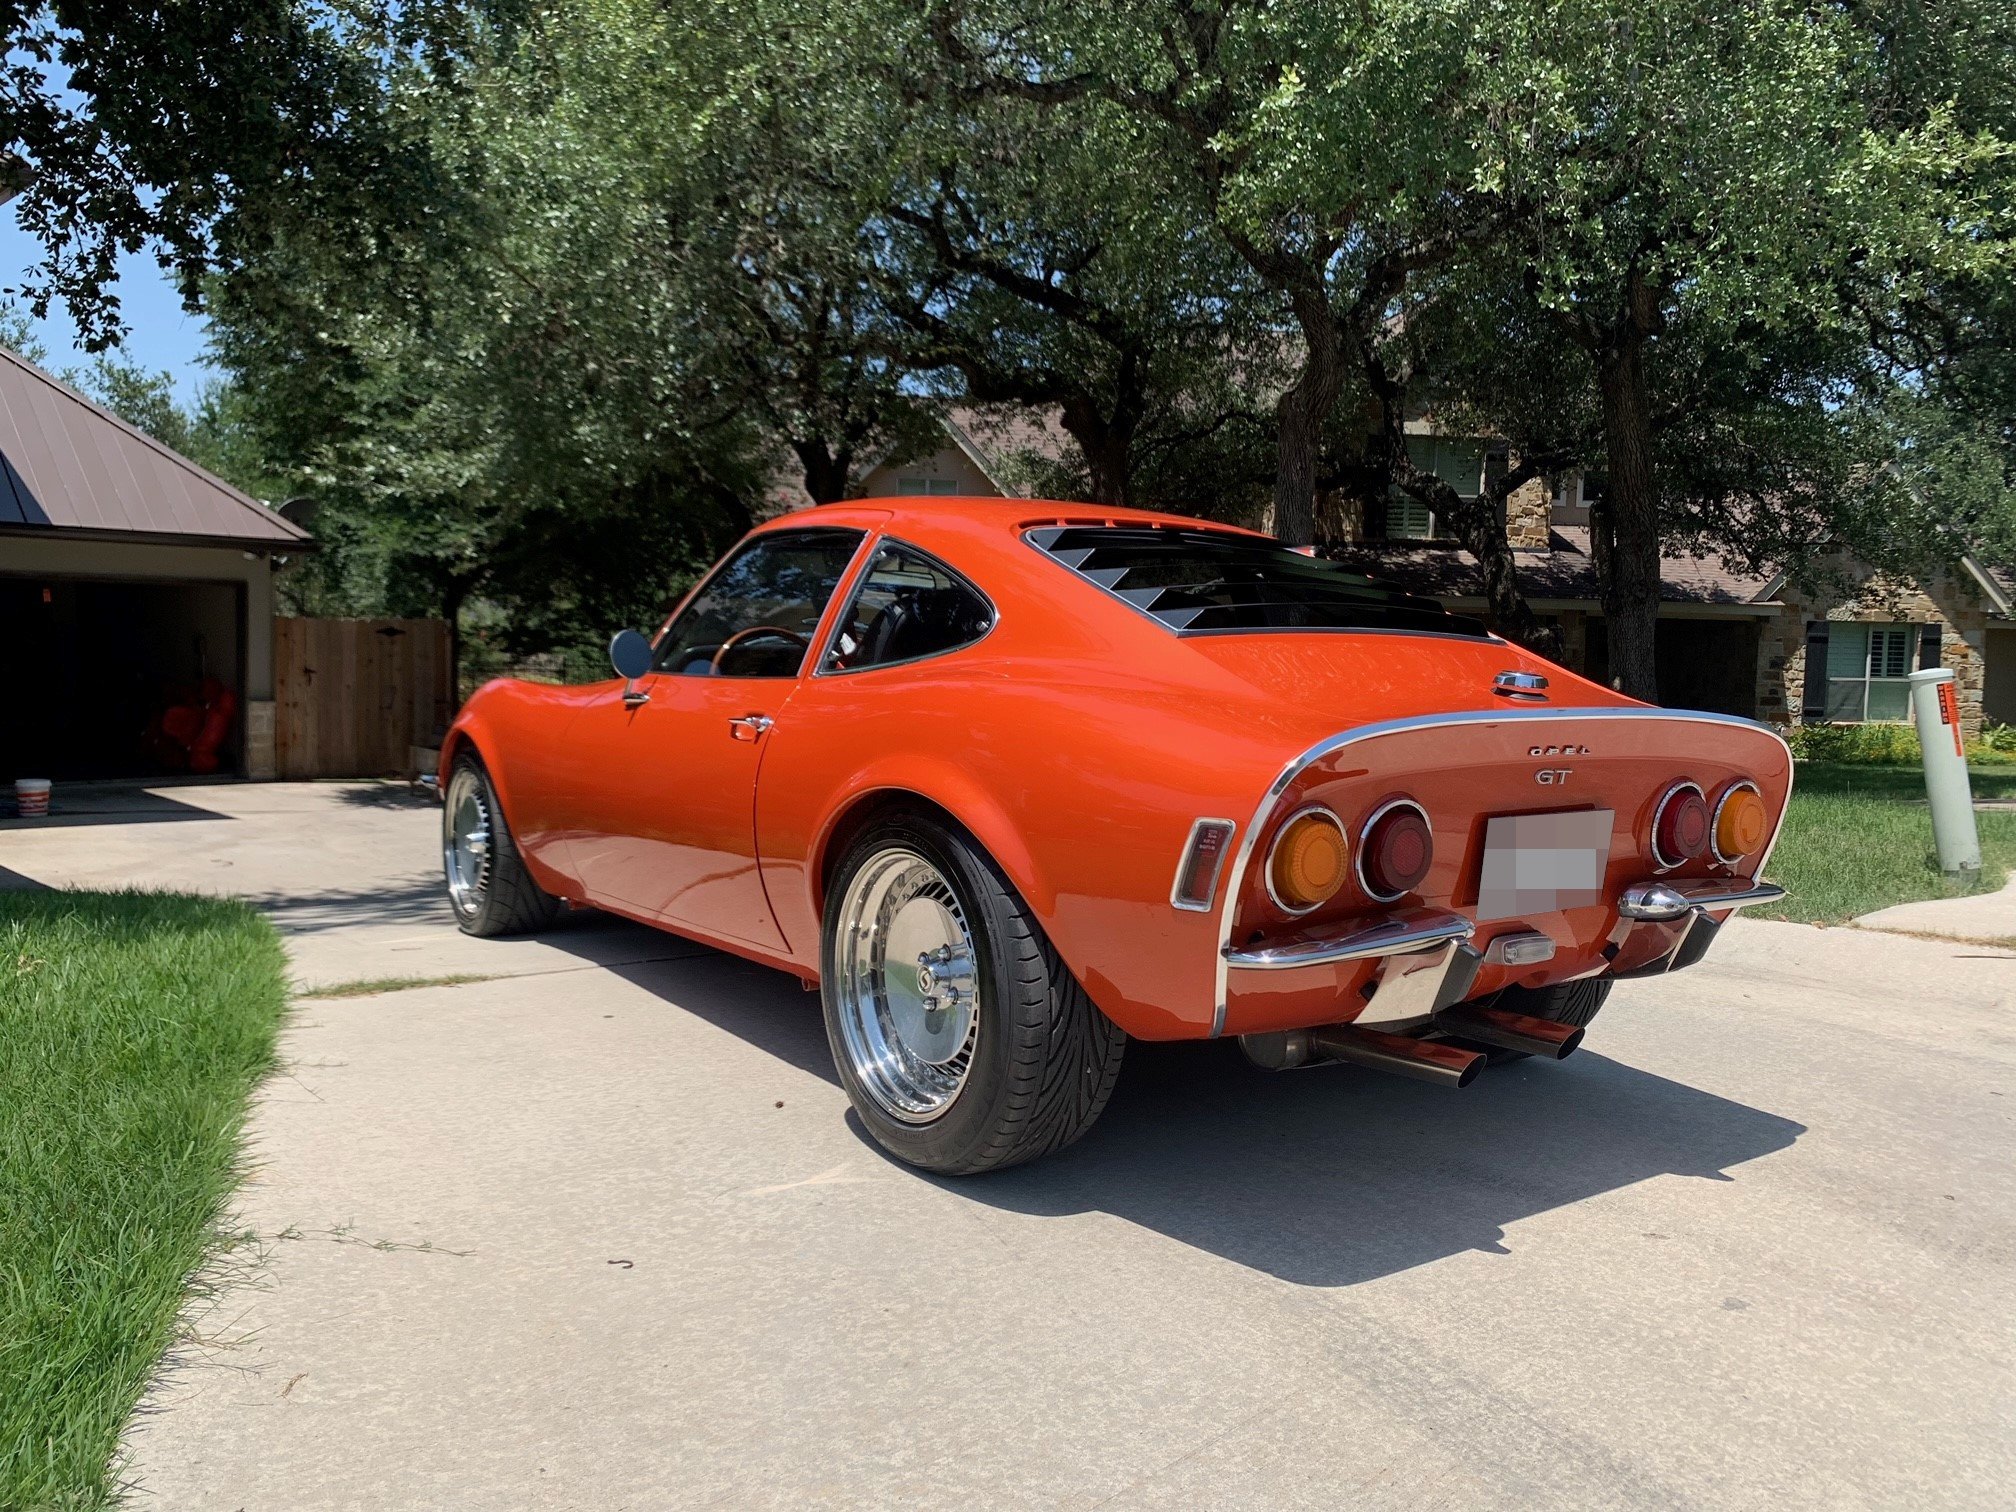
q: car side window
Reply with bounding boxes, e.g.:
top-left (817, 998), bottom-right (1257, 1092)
top-left (654, 528), bottom-right (864, 678)
top-left (823, 541), bottom-right (994, 673)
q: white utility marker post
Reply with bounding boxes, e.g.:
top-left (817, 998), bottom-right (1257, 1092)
top-left (1908, 666), bottom-right (1981, 878)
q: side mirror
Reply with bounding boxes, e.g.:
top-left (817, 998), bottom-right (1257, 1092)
top-left (609, 629), bottom-right (653, 682)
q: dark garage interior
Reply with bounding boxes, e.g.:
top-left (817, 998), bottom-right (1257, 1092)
top-left (1, 574), bottom-right (245, 782)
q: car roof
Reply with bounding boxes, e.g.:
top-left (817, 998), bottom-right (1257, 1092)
top-left (753, 497), bottom-right (1272, 541)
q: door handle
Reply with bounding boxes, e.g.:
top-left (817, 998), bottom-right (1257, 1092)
top-left (728, 714), bottom-right (773, 741)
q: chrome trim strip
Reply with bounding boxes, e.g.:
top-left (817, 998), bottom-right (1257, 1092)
top-left (1671, 878), bottom-right (1787, 911)
top-left (1261, 804), bottom-right (1346, 915)
top-left (1710, 779), bottom-right (1763, 866)
top-left (1170, 817), bottom-right (1238, 913)
top-left (1209, 706), bottom-right (1794, 1036)
top-left (1223, 908), bottom-right (1474, 970)
top-left (1355, 796), bottom-right (1431, 903)
top-left (1649, 780), bottom-right (1707, 871)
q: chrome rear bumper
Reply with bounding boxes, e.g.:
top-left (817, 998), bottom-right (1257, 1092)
top-left (1617, 878), bottom-right (1786, 920)
top-left (1221, 906), bottom-right (1472, 970)
top-left (1221, 876), bottom-right (1784, 1013)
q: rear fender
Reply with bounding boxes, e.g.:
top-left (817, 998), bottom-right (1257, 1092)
top-left (808, 757), bottom-right (1052, 927)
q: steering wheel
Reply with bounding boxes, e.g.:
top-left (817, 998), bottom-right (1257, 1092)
top-left (710, 624), bottom-right (810, 674)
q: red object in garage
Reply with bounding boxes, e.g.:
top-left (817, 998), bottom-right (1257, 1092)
top-left (145, 678), bottom-right (238, 774)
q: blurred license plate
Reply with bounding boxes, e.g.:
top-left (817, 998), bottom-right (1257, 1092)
top-left (1477, 810), bottom-right (1613, 922)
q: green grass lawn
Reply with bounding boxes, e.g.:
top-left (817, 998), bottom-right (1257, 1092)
top-left (0, 891), bottom-right (287, 1512)
top-left (1752, 762), bottom-right (2016, 926)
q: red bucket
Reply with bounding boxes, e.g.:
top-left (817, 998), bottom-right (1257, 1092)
top-left (14, 778), bottom-right (50, 818)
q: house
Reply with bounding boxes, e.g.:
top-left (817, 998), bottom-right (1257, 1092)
top-left (795, 409), bottom-right (2016, 734)
top-left (0, 344), bottom-right (312, 783)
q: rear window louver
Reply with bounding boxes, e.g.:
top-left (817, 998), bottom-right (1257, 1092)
top-left (1025, 525), bottom-right (1489, 639)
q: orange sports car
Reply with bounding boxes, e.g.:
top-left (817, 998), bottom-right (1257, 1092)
top-left (439, 499), bottom-right (1789, 1174)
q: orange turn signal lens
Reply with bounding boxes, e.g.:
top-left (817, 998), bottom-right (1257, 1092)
top-left (1713, 783), bottom-right (1768, 863)
top-left (1267, 807), bottom-right (1348, 913)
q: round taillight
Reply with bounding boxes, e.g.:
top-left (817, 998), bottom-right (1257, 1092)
top-left (1651, 782), bottom-right (1710, 869)
top-left (1358, 799), bottom-right (1433, 902)
top-left (1266, 807), bottom-right (1348, 914)
top-left (1713, 782), bottom-right (1768, 863)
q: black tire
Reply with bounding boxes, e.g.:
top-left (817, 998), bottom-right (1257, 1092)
top-left (1496, 976), bottom-right (1612, 1029)
top-left (442, 754), bottom-right (560, 938)
top-left (820, 810), bottom-right (1125, 1176)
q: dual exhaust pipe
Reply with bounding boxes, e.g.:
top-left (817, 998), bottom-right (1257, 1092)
top-left (1241, 1004), bottom-right (1583, 1088)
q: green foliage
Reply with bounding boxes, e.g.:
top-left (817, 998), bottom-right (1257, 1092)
top-left (17, 0), bottom-right (2005, 677)
top-left (0, 891), bottom-right (288, 1510)
top-left (208, 0), bottom-right (771, 662)
top-left (1784, 722), bottom-right (2016, 767)
top-left (1785, 723), bottom-right (1931, 765)
top-left (0, 1), bottom-right (390, 347)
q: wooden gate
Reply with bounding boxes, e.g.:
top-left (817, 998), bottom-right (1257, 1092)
top-left (274, 617), bottom-right (455, 779)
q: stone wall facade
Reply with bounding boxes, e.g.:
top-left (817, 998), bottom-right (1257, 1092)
top-left (244, 699), bottom-right (277, 780)
top-left (1504, 469), bottom-right (1551, 548)
top-left (1758, 564), bottom-right (1995, 736)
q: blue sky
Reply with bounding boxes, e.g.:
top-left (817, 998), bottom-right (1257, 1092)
top-left (0, 210), bottom-right (213, 403)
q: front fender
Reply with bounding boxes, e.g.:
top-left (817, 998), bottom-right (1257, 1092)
top-left (438, 679), bottom-right (580, 899)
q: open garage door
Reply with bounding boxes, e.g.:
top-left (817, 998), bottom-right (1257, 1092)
top-left (0, 575), bottom-right (245, 781)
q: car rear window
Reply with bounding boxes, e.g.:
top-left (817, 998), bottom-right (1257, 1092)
top-left (1024, 525), bottom-right (1489, 638)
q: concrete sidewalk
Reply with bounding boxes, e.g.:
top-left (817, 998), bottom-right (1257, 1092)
top-left (0, 779), bottom-right (702, 988)
top-left (5, 782), bottom-right (2012, 1508)
top-left (1857, 869), bottom-right (2016, 945)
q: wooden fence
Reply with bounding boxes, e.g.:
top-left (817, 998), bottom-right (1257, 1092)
top-left (274, 617), bottom-right (455, 779)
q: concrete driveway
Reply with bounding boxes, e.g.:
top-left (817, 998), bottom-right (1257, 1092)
top-left (5, 781), bottom-right (2013, 1509)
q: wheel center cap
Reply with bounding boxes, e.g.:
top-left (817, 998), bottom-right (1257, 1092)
top-left (881, 897), bottom-right (976, 1066)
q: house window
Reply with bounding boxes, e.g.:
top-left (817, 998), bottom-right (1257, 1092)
top-left (1386, 438), bottom-right (1483, 541)
top-left (1388, 496), bottom-right (1437, 540)
top-left (898, 476), bottom-right (961, 496)
top-left (1825, 623), bottom-right (1916, 722)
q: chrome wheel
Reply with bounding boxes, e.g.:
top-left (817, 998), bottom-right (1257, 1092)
top-left (832, 847), bottom-right (980, 1123)
top-left (443, 766), bottom-right (493, 918)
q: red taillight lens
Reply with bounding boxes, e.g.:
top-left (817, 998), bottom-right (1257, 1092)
top-left (1652, 782), bottom-right (1710, 868)
top-left (1359, 800), bottom-right (1433, 901)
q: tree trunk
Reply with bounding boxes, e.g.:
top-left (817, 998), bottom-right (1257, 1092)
top-left (441, 578), bottom-right (469, 709)
top-left (1274, 296), bottom-right (1345, 545)
top-left (1448, 501), bottom-right (1561, 658)
top-left (1058, 396), bottom-right (1136, 507)
top-left (1592, 331), bottom-right (1662, 701)
top-left (794, 440), bottom-right (851, 505)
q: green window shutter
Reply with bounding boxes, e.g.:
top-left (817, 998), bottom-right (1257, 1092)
top-left (1918, 623), bottom-right (1942, 670)
top-left (1826, 623), bottom-right (1869, 679)
top-left (1801, 621), bottom-right (1830, 724)
top-left (1387, 496), bottom-right (1434, 540)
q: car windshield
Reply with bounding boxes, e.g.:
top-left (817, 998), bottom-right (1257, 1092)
top-left (1025, 525), bottom-right (1489, 638)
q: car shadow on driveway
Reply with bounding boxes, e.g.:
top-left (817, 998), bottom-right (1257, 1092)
top-left (957, 1040), bottom-right (1805, 1287)
top-left (584, 941), bottom-right (1806, 1289)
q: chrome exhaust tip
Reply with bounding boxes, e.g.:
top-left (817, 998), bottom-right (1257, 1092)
top-left (1245, 1024), bottom-right (1485, 1087)
top-left (1434, 1004), bottom-right (1584, 1060)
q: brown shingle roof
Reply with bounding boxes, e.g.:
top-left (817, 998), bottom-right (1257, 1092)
top-left (0, 345), bottom-right (309, 549)
top-left (1325, 526), bottom-right (1775, 607)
